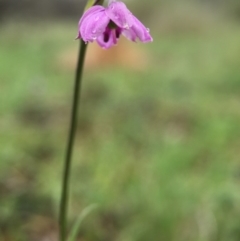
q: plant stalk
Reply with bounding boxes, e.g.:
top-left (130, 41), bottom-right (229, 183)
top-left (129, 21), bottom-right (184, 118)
top-left (59, 40), bottom-right (87, 241)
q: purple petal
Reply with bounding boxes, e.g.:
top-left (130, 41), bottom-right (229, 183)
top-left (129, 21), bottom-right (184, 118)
top-left (78, 6), bottom-right (110, 42)
top-left (105, 1), bottom-right (134, 29)
top-left (130, 16), bottom-right (153, 43)
top-left (122, 28), bottom-right (137, 42)
top-left (122, 17), bottom-right (153, 43)
top-left (78, 6), bottom-right (105, 28)
top-left (97, 28), bottom-right (119, 49)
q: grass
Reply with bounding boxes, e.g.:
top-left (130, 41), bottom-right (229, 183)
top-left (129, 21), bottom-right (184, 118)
top-left (1, 11), bottom-right (240, 241)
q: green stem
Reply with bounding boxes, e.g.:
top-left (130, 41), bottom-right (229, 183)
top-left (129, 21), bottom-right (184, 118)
top-left (59, 40), bottom-right (87, 241)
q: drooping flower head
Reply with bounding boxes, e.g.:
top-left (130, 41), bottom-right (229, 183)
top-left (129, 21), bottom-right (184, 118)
top-left (77, 0), bottom-right (153, 49)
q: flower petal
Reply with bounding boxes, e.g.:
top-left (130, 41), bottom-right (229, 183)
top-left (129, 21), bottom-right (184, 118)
top-left (97, 28), bottom-right (119, 49)
top-left (78, 6), bottom-right (110, 42)
top-left (122, 28), bottom-right (137, 42)
top-left (79, 6), bottom-right (105, 28)
top-left (105, 1), bottom-right (134, 29)
top-left (130, 16), bottom-right (153, 42)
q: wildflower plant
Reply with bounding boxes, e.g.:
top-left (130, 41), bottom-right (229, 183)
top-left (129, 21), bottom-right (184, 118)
top-left (77, 0), bottom-right (153, 48)
top-left (59, 1), bottom-right (152, 241)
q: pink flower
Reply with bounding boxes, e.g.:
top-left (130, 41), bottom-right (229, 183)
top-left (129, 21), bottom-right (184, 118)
top-left (77, 0), bottom-right (153, 49)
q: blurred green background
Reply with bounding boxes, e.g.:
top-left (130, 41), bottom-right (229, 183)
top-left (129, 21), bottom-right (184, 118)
top-left (1, 0), bottom-right (240, 240)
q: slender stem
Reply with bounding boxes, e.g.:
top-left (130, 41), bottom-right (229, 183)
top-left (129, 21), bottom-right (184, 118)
top-left (59, 40), bottom-right (87, 241)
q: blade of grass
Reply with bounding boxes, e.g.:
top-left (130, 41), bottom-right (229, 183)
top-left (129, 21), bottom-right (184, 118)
top-left (67, 204), bottom-right (99, 241)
